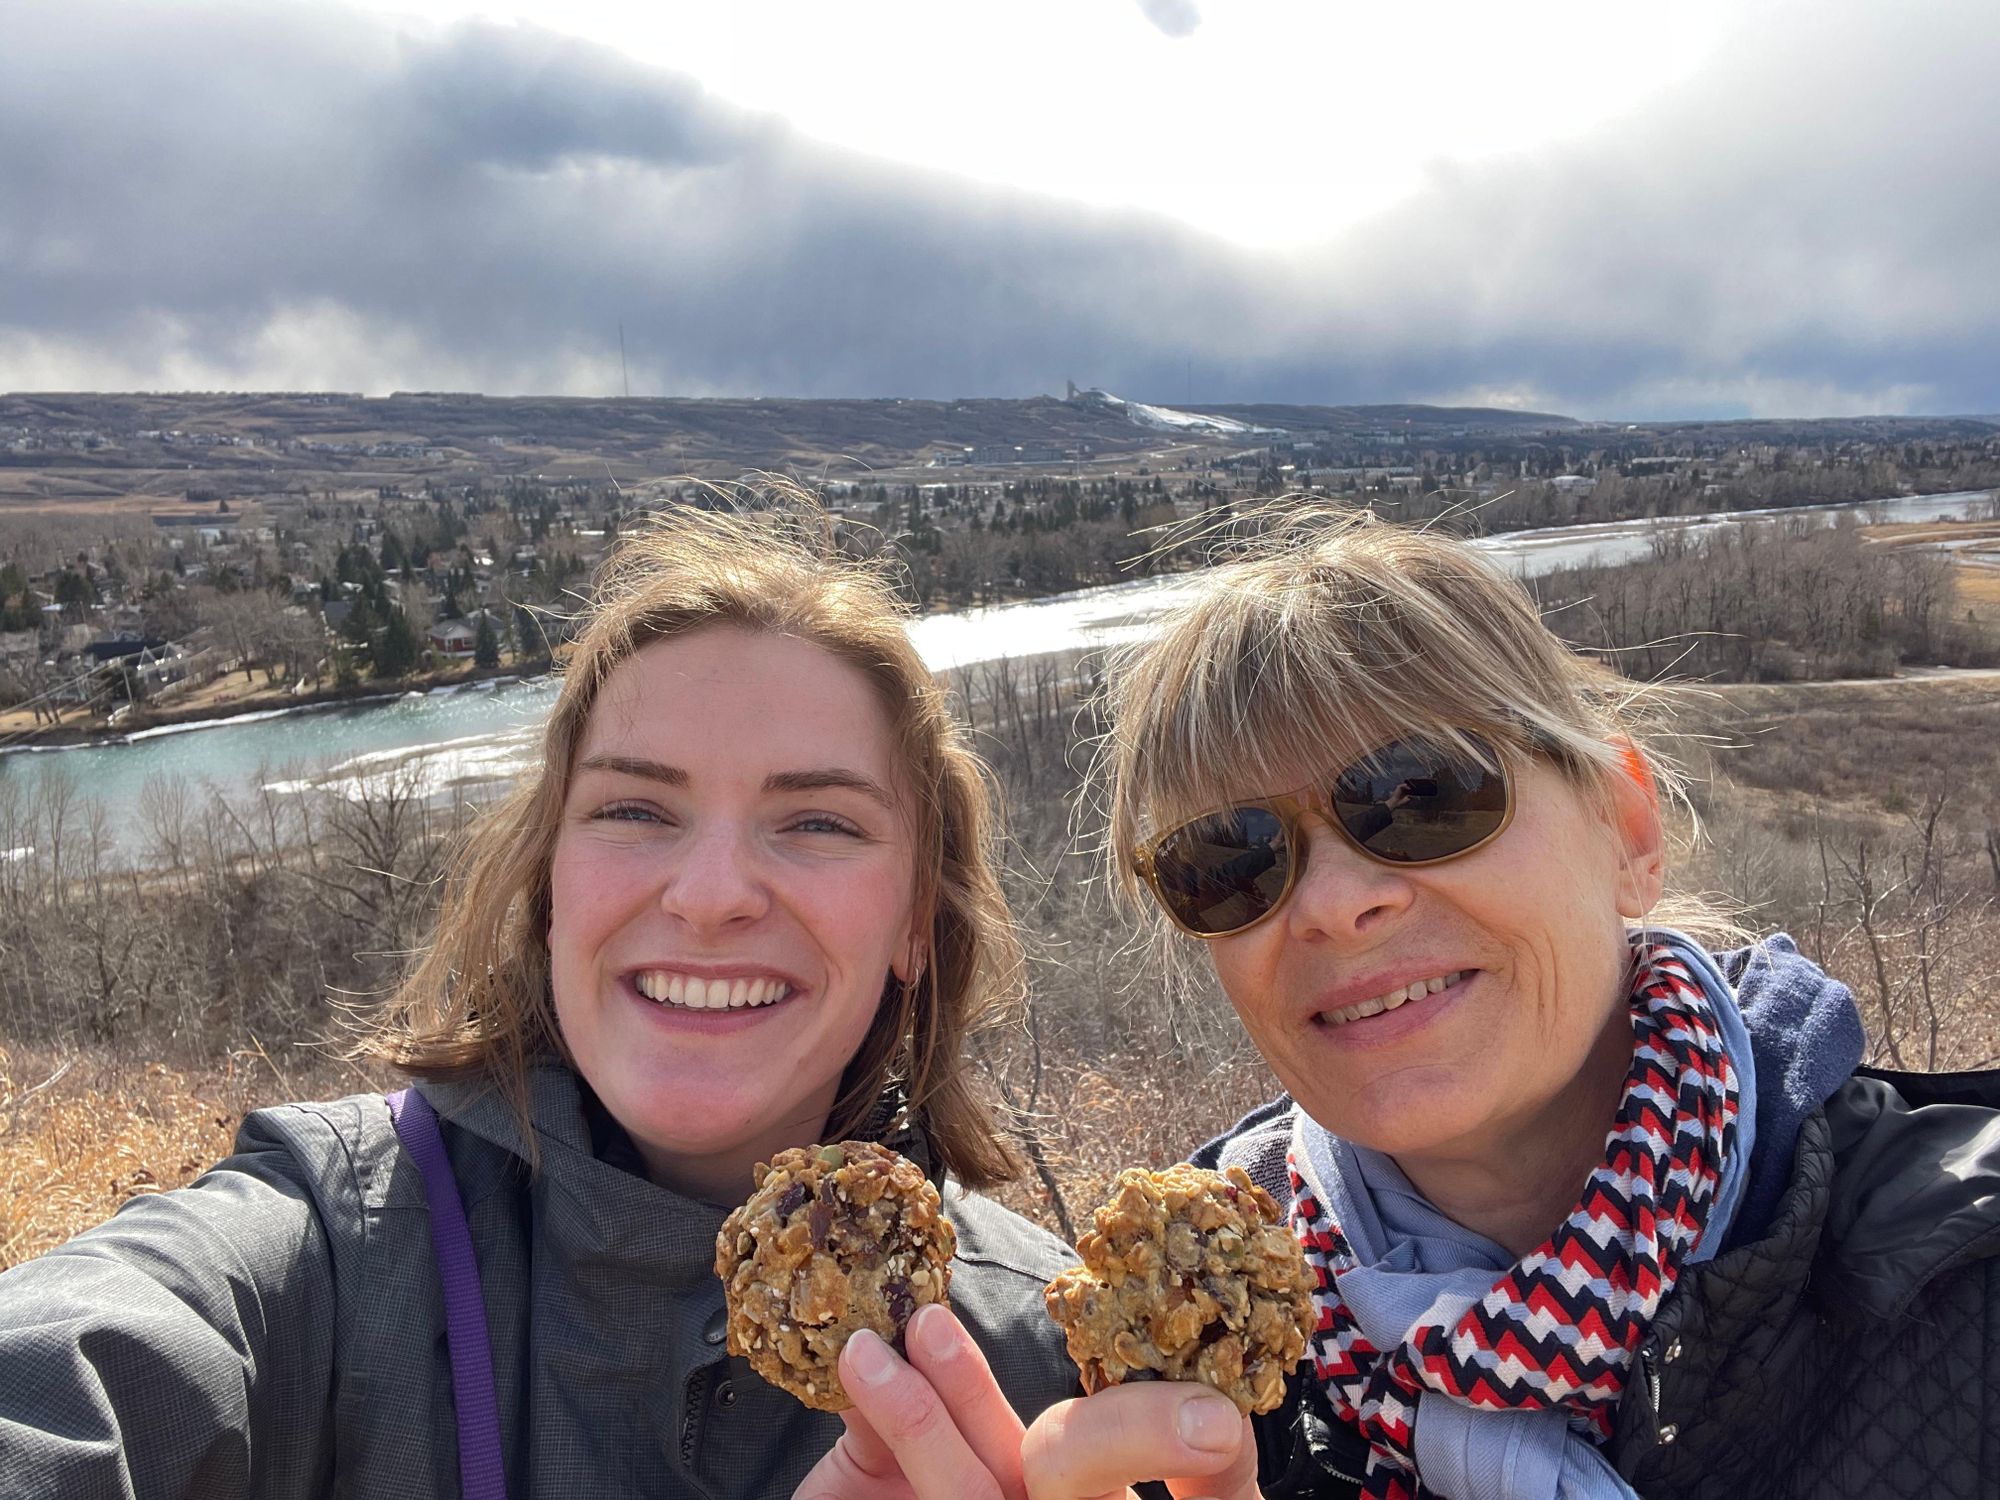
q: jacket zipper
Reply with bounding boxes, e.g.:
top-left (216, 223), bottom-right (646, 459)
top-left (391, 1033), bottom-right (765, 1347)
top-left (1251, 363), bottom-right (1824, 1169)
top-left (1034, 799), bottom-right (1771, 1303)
top-left (679, 1369), bottom-right (710, 1466)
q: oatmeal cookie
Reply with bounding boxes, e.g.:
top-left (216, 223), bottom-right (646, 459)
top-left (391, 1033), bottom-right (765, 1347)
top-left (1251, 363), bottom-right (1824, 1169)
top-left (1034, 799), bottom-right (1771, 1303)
top-left (1043, 1163), bottom-right (1312, 1414)
top-left (715, 1141), bottom-right (956, 1412)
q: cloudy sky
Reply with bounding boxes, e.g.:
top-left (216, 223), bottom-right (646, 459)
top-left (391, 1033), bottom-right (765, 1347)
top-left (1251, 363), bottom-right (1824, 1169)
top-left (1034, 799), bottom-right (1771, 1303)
top-left (2, 0), bottom-right (1995, 419)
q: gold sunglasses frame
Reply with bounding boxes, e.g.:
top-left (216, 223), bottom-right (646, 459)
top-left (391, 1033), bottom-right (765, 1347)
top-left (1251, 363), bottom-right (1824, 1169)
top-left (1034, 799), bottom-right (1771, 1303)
top-left (1130, 739), bottom-right (1518, 939)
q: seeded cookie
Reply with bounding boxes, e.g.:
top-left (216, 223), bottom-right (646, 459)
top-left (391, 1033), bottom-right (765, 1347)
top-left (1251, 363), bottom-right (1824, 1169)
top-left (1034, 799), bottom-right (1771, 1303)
top-left (715, 1141), bottom-right (956, 1412)
top-left (1043, 1163), bottom-right (1313, 1414)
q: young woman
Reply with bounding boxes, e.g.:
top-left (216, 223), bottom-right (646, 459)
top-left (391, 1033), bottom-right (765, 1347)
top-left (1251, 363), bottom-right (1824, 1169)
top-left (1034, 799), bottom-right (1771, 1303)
top-left (829, 505), bottom-right (2000, 1500)
top-left (0, 499), bottom-right (1079, 1498)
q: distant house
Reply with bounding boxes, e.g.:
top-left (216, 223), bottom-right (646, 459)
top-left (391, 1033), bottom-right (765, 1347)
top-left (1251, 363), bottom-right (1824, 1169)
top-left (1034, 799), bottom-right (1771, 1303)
top-left (79, 637), bottom-right (194, 700)
top-left (428, 618), bottom-right (479, 658)
top-left (82, 635), bottom-right (166, 666)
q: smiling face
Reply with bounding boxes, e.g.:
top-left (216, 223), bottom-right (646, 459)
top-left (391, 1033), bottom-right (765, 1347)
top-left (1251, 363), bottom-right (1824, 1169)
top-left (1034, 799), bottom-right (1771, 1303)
top-left (1203, 754), bottom-right (1664, 1171)
top-left (547, 625), bottom-right (922, 1200)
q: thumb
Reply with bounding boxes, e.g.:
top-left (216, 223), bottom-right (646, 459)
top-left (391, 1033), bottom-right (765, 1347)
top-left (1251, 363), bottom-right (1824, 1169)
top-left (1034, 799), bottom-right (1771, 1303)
top-left (1166, 1413), bottom-right (1262, 1500)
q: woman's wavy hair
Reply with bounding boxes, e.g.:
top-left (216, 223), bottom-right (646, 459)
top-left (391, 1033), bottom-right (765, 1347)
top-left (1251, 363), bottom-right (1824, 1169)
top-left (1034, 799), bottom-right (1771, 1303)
top-left (1102, 501), bottom-right (1741, 953)
top-left (362, 487), bottom-right (1024, 1188)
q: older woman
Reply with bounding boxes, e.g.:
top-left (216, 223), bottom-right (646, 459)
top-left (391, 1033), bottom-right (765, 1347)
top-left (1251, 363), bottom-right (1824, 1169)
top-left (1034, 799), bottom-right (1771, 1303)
top-left (0, 499), bottom-right (1078, 1498)
top-left (833, 506), bottom-right (2000, 1500)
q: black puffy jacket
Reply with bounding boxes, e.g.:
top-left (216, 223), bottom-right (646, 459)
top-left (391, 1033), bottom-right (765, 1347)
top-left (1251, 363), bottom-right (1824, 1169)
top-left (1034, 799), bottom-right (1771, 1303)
top-left (1224, 1066), bottom-right (2000, 1499)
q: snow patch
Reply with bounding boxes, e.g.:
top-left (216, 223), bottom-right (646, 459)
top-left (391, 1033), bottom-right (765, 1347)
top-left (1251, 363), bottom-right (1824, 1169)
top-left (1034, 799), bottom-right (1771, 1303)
top-left (1071, 387), bottom-right (1284, 436)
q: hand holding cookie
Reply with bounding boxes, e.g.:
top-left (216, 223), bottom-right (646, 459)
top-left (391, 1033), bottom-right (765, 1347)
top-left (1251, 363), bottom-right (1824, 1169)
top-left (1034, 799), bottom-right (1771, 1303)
top-left (716, 1141), bottom-right (956, 1412)
top-left (1044, 1164), bottom-right (1313, 1414)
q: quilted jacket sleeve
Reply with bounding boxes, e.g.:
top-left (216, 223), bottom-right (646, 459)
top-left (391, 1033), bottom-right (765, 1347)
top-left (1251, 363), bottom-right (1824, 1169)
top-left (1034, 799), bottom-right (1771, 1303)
top-left (0, 1106), bottom-right (346, 1500)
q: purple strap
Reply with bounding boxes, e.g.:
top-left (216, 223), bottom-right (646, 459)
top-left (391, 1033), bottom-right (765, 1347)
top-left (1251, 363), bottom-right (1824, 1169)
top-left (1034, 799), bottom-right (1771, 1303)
top-left (387, 1088), bottom-right (509, 1500)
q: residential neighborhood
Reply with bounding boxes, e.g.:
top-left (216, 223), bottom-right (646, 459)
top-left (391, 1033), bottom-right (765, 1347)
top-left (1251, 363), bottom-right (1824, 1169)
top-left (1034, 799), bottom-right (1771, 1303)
top-left (0, 389), bottom-right (1995, 737)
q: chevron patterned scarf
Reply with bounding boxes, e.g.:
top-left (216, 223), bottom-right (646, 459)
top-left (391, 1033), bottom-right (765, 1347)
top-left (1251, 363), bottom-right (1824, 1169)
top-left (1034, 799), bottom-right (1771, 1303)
top-left (1287, 944), bottom-right (1741, 1500)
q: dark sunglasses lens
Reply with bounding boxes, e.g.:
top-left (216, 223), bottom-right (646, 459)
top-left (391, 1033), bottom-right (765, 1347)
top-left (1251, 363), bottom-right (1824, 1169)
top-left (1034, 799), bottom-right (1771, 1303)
top-left (1332, 740), bottom-right (1508, 862)
top-left (1150, 806), bottom-right (1291, 934)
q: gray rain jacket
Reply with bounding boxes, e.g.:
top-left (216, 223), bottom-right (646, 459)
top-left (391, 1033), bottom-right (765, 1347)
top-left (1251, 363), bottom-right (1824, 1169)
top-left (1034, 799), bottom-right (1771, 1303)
top-left (0, 1063), bottom-right (1082, 1498)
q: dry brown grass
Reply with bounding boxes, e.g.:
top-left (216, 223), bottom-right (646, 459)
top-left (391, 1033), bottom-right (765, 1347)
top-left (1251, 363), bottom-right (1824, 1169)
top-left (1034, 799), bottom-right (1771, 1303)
top-left (983, 1045), bottom-right (1283, 1239)
top-left (0, 1041), bottom-right (382, 1270)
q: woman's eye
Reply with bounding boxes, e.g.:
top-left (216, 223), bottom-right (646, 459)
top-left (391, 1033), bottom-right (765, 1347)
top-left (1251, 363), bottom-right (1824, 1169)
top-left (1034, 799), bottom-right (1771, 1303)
top-left (788, 813), bottom-right (865, 837)
top-left (594, 803), bottom-right (666, 825)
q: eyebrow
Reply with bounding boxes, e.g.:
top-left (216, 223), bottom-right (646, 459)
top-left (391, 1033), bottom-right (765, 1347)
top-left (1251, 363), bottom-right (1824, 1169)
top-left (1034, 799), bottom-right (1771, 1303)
top-left (576, 755), bottom-right (896, 809)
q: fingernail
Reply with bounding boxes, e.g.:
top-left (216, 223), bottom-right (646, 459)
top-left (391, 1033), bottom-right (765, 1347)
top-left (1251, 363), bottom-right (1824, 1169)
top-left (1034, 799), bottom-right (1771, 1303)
top-left (1177, 1393), bottom-right (1240, 1452)
top-left (911, 1303), bottom-right (961, 1362)
top-left (846, 1328), bottom-right (896, 1387)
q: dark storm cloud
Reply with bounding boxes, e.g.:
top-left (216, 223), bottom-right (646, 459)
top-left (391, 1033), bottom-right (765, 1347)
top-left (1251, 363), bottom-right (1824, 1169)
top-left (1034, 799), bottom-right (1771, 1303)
top-left (0, 0), bottom-right (1995, 417)
top-left (0, 0), bottom-right (1269, 396)
top-left (1135, 0), bottom-right (1203, 40)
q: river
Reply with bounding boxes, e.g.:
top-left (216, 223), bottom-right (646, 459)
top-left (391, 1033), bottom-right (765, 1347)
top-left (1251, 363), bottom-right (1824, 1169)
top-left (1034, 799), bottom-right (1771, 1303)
top-left (5, 487), bottom-right (1990, 855)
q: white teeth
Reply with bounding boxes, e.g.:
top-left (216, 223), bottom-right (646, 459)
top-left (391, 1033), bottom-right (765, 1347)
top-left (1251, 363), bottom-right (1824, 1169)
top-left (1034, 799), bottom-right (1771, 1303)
top-left (1321, 970), bottom-right (1466, 1027)
top-left (635, 972), bottom-right (789, 1010)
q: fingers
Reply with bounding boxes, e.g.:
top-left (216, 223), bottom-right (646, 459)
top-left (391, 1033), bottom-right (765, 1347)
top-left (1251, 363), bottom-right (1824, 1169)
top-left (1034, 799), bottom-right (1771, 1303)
top-left (837, 1326), bottom-right (1014, 1500)
top-left (1163, 1411), bottom-right (1259, 1500)
top-left (791, 1409), bottom-right (910, 1500)
top-left (831, 1406), bottom-right (899, 1479)
top-left (904, 1304), bottom-right (1029, 1485)
top-left (1021, 1384), bottom-right (1259, 1500)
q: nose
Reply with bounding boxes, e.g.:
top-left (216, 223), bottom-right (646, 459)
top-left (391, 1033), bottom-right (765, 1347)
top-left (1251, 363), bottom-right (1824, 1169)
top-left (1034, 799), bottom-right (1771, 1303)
top-left (657, 822), bottom-right (770, 932)
top-left (1281, 815), bottom-right (1414, 941)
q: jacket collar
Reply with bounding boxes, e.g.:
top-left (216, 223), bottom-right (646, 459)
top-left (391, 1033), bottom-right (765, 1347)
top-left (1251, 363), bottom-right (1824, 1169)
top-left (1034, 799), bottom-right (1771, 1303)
top-left (417, 1060), bottom-right (941, 1289)
top-left (1815, 1067), bottom-right (2000, 1320)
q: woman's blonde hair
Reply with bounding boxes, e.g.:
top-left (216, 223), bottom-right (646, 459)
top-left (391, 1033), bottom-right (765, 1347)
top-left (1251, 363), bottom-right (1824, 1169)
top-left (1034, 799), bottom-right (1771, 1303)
top-left (1104, 502), bottom-right (1732, 941)
top-left (363, 489), bottom-right (1023, 1188)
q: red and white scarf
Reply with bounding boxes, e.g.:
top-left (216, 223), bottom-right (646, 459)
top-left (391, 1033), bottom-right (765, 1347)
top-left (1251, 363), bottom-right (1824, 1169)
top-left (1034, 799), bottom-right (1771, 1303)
top-left (1287, 944), bottom-right (1740, 1500)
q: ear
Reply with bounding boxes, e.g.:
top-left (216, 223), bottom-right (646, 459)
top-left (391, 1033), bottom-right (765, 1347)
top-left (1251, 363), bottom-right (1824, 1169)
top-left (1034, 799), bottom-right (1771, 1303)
top-left (891, 909), bottom-right (929, 987)
top-left (1608, 738), bottom-right (1666, 919)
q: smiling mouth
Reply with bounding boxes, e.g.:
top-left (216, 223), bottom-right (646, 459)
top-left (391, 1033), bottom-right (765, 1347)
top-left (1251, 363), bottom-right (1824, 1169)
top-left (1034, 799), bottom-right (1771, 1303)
top-left (1318, 970), bottom-right (1470, 1027)
top-left (632, 971), bottom-right (794, 1011)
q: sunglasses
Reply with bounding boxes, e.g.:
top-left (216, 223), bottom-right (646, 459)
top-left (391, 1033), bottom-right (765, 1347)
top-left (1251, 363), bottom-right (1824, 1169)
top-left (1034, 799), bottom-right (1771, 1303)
top-left (1130, 734), bottom-right (1515, 938)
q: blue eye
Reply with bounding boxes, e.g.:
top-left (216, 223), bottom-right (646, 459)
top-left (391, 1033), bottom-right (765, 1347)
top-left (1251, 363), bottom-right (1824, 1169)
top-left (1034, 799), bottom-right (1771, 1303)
top-left (594, 803), bottom-right (665, 824)
top-left (790, 814), bottom-right (865, 837)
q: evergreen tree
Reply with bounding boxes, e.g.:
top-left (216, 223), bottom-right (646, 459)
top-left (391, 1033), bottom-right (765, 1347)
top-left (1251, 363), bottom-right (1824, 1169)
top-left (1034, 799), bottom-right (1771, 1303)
top-left (376, 610), bottom-right (420, 678)
top-left (55, 568), bottom-right (95, 613)
top-left (474, 613), bottom-right (501, 669)
top-left (513, 605), bottom-right (545, 664)
top-left (340, 593), bottom-right (379, 655)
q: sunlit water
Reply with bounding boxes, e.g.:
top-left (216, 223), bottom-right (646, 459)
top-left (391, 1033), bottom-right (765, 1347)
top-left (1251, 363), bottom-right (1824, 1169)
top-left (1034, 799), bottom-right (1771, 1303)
top-left (5, 488), bottom-right (1989, 857)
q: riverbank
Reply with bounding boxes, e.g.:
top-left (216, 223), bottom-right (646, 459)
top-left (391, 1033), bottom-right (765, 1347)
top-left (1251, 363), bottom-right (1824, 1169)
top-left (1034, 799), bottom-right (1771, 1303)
top-left (0, 659), bottom-right (537, 749)
top-left (5, 494), bottom-right (1994, 753)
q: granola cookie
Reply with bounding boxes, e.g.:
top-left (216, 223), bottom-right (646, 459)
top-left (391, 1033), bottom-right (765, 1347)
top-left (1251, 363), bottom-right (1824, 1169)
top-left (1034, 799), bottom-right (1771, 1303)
top-left (715, 1141), bottom-right (956, 1412)
top-left (1043, 1163), bottom-right (1313, 1414)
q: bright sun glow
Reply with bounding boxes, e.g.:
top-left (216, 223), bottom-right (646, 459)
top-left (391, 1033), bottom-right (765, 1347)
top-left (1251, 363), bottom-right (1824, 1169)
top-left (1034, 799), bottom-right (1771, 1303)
top-left (344, 0), bottom-right (1749, 247)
